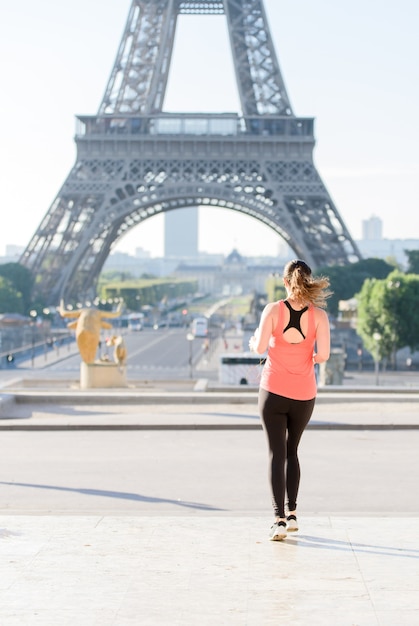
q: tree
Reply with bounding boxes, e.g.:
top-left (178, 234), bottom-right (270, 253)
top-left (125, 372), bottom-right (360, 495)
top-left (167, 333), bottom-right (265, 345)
top-left (356, 278), bottom-right (386, 362)
top-left (0, 276), bottom-right (24, 314)
top-left (317, 258), bottom-right (395, 316)
top-left (0, 263), bottom-right (32, 312)
top-left (356, 270), bottom-right (419, 366)
top-left (405, 250), bottom-right (419, 274)
top-left (389, 273), bottom-right (419, 352)
top-left (100, 278), bottom-right (198, 311)
top-left (265, 274), bottom-right (286, 303)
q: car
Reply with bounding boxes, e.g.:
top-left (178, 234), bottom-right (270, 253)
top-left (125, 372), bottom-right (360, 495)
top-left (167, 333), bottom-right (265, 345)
top-left (153, 321), bottom-right (168, 330)
top-left (128, 321), bottom-right (142, 331)
top-left (191, 316), bottom-right (208, 337)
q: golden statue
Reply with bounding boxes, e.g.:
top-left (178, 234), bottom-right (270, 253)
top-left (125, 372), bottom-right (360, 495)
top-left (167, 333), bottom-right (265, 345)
top-left (59, 301), bottom-right (121, 364)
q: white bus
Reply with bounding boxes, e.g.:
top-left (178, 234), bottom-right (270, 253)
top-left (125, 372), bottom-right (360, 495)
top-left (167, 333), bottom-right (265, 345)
top-left (219, 352), bottom-right (266, 386)
top-left (191, 316), bottom-right (208, 337)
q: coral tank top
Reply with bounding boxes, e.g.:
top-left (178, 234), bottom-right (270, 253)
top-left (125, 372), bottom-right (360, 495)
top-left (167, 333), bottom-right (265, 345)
top-left (260, 300), bottom-right (317, 400)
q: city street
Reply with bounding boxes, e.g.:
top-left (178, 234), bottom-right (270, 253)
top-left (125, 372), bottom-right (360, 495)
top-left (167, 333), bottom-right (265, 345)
top-left (1, 326), bottom-right (224, 382)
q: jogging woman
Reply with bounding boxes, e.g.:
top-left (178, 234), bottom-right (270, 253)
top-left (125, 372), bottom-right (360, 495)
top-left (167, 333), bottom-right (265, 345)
top-left (249, 259), bottom-right (331, 540)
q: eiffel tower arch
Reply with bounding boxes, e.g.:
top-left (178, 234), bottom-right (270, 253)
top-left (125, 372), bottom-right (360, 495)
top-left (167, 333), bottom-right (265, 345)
top-left (21, 0), bottom-right (361, 304)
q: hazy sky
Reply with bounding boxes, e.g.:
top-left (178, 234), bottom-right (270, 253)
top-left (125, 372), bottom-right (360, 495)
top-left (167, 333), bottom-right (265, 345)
top-left (0, 0), bottom-right (418, 258)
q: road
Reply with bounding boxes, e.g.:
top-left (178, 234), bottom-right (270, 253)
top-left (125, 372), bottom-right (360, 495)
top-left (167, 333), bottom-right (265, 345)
top-left (101, 327), bottom-right (211, 377)
top-left (2, 327), bottom-right (226, 381)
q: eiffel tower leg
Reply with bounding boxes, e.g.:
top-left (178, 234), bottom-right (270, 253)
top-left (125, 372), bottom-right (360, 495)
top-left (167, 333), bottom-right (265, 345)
top-left (225, 0), bottom-right (292, 116)
top-left (262, 159), bottom-right (360, 266)
top-left (99, 0), bottom-right (178, 115)
top-left (21, 177), bottom-right (113, 302)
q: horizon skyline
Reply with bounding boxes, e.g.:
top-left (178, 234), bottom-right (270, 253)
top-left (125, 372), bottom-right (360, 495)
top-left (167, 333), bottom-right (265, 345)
top-left (3, 211), bottom-right (418, 263)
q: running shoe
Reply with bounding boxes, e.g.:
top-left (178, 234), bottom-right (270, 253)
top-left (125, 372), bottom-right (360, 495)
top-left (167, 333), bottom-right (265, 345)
top-left (286, 514), bottom-right (298, 532)
top-left (269, 521), bottom-right (287, 541)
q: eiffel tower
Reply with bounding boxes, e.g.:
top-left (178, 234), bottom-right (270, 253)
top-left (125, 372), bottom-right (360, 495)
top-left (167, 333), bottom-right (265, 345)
top-left (21, 0), bottom-right (361, 304)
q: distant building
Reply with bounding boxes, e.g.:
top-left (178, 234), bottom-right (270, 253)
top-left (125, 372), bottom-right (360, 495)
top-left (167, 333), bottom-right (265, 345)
top-left (134, 247), bottom-right (151, 259)
top-left (164, 208), bottom-right (198, 258)
top-left (102, 251), bottom-right (178, 277)
top-left (175, 248), bottom-right (282, 295)
top-left (0, 245), bottom-right (25, 265)
top-left (362, 215), bottom-right (382, 240)
top-left (356, 215), bottom-right (419, 268)
top-left (356, 238), bottom-right (419, 268)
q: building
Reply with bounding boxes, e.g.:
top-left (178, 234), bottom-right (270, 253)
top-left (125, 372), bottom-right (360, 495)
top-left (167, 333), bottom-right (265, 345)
top-left (362, 215), bottom-right (382, 240)
top-left (356, 216), bottom-right (419, 269)
top-left (102, 251), bottom-right (179, 278)
top-left (0, 245), bottom-right (25, 265)
top-left (175, 248), bottom-right (282, 295)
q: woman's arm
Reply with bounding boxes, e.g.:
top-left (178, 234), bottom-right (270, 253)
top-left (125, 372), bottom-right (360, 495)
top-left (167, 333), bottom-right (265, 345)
top-left (313, 308), bottom-right (330, 364)
top-left (248, 302), bottom-right (277, 355)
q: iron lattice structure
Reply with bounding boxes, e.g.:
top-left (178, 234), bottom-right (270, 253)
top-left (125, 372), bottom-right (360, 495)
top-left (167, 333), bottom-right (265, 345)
top-left (21, 0), bottom-right (361, 303)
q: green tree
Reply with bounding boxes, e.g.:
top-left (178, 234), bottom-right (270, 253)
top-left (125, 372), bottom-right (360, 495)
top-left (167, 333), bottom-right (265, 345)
top-left (265, 274), bottom-right (286, 303)
top-left (389, 273), bottom-right (419, 352)
top-left (405, 250), bottom-right (419, 274)
top-left (0, 263), bottom-right (32, 312)
top-left (317, 258), bottom-right (395, 316)
top-left (356, 270), bottom-right (419, 365)
top-left (0, 276), bottom-right (24, 314)
top-left (101, 278), bottom-right (198, 311)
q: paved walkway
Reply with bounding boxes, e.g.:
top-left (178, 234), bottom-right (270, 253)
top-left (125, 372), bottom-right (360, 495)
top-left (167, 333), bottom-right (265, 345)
top-left (0, 514), bottom-right (418, 625)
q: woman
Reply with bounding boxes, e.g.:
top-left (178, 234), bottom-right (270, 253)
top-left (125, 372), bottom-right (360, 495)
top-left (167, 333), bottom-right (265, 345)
top-left (249, 259), bottom-right (331, 541)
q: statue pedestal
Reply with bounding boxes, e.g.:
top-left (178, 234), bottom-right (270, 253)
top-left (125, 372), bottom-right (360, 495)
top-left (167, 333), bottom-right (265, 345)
top-left (318, 348), bottom-right (346, 386)
top-left (80, 362), bottom-right (127, 389)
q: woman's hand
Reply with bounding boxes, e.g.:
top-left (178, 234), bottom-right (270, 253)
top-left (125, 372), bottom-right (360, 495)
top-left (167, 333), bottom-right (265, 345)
top-left (248, 329), bottom-right (258, 352)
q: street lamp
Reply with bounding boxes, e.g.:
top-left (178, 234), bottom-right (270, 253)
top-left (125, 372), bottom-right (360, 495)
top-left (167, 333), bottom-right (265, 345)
top-left (387, 280), bottom-right (400, 370)
top-left (186, 332), bottom-right (194, 379)
top-left (29, 309), bottom-right (37, 367)
top-left (372, 332), bottom-right (381, 386)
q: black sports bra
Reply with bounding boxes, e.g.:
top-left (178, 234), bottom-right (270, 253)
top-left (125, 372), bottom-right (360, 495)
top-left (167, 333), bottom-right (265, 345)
top-left (283, 300), bottom-right (308, 339)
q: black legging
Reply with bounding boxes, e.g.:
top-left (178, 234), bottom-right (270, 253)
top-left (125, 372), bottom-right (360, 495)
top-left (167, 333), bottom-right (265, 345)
top-left (258, 389), bottom-right (315, 518)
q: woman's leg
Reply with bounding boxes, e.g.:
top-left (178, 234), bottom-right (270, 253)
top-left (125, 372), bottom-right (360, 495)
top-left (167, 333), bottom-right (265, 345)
top-left (286, 398), bottom-right (315, 512)
top-left (258, 389), bottom-right (289, 518)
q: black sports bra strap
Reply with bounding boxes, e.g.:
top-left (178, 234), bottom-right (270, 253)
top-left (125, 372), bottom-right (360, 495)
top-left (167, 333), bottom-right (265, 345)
top-left (283, 300), bottom-right (308, 339)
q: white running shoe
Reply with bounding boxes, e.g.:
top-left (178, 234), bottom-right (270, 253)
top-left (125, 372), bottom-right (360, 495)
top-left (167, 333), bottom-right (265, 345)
top-left (286, 515), bottom-right (298, 532)
top-left (269, 522), bottom-right (287, 541)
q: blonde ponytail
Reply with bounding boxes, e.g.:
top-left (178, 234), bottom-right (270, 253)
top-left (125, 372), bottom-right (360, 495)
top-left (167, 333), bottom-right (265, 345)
top-left (283, 259), bottom-right (332, 308)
